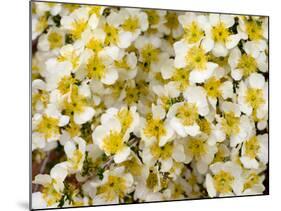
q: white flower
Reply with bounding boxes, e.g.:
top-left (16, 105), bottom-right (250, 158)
top-left (174, 39), bottom-right (218, 83)
top-left (206, 161), bottom-right (243, 197)
top-left (216, 101), bottom-right (254, 147)
top-left (64, 137), bottom-right (86, 172)
top-left (167, 86), bottom-right (209, 137)
top-left (240, 134), bottom-right (268, 169)
top-left (92, 167), bottom-right (134, 204)
top-left (92, 118), bottom-right (131, 163)
top-left (205, 14), bottom-right (242, 57)
top-left (33, 162), bottom-right (68, 207)
top-left (173, 136), bottom-right (217, 174)
top-left (238, 73), bottom-right (268, 119)
top-left (32, 104), bottom-right (69, 150)
top-left (228, 46), bottom-right (268, 81)
top-left (140, 104), bottom-right (174, 146)
top-left (37, 27), bottom-right (65, 51)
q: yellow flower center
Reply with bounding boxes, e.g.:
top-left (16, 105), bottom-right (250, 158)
top-left (143, 118), bottom-right (166, 140)
top-left (97, 175), bottom-right (127, 201)
top-left (172, 68), bottom-right (190, 91)
top-left (197, 118), bottom-right (211, 135)
top-left (57, 76), bottom-right (77, 95)
top-left (237, 54), bottom-right (258, 77)
top-left (86, 38), bottom-right (103, 53)
top-left (121, 157), bottom-right (142, 176)
top-left (184, 21), bottom-right (204, 44)
top-left (243, 172), bottom-right (260, 190)
top-left (63, 85), bottom-right (88, 114)
top-left (172, 183), bottom-right (184, 198)
top-left (48, 32), bottom-right (63, 49)
top-left (104, 24), bottom-right (119, 46)
top-left (122, 16), bottom-right (140, 32)
top-left (125, 86), bottom-right (139, 105)
top-left (150, 142), bottom-right (173, 160)
top-left (141, 44), bottom-right (160, 65)
top-left (204, 76), bottom-right (222, 98)
top-left (186, 46), bottom-right (208, 70)
top-left (221, 112), bottom-right (240, 136)
top-left (66, 121), bottom-right (81, 137)
top-left (245, 19), bottom-right (263, 41)
top-left (146, 171), bottom-right (159, 190)
top-left (176, 102), bottom-right (198, 126)
top-left (146, 10), bottom-right (160, 26)
top-left (186, 138), bottom-right (207, 160)
top-left (245, 88), bottom-right (265, 110)
top-left (244, 136), bottom-right (260, 159)
top-left (115, 57), bottom-right (130, 69)
top-left (102, 131), bottom-right (124, 155)
top-left (213, 170), bottom-right (234, 194)
top-left (86, 54), bottom-right (106, 80)
top-left (36, 115), bottom-right (59, 139)
top-left (71, 19), bottom-right (88, 40)
top-left (89, 6), bottom-right (102, 16)
top-left (165, 12), bottom-right (179, 29)
top-left (212, 22), bottom-right (230, 43)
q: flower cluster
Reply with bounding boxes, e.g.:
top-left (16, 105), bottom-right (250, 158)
top-left (31, 2), bottom-right (268, 209)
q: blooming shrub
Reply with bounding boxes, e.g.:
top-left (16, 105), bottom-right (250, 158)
top-left (31, 2), bottom-right (268, 209)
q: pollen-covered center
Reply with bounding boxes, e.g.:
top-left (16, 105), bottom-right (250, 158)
top-left (86, 38), bottom-right (103, 53)
top-left (186, 138), bottom-right (207, 160)
top-left (48, 32), bottom-right (63, 49)
top-left (237, 54), bottom-right (258, 77)
top-left (186, 46), bottom-right (208, 70)
top-left (176, 102), bottom-right (199, 126)
top-left (245, 19), bottom-right (263, 41)
top-left (244, 136), bottom-right (260, 159)
top-left (221, 112), bottom-right (240, 136)
top-left (151, 142), bottom-right (173, 160)
top-left (97, 175), bottom-right (127, 201)
top-left (71, 19), bottom-right (88, 40)
top-left (102, 131), bottom-right (124, 155)
top-left (36, 115), bottom-right (59, 139)
top-left (86, 54), bottom-right (106, 80)
top-left (57, 76), bottom-right (77, 95)
top-left (245, 88), bottom-right (265, 110)
top-left (122, 16), bottom-right (140, 32)
top-left (204, 76), bottom-right (222, 98)
top-left (141, 44), bottom-right (160, 65)
top-left (172, 68), bottom-right (190, 91)
top-left (144, 118), bottom-right (166, 140)
top-left (184, 21), bottom-right (204, 44)
top-left (213, 170), bottom-right (234, 194)
top-left (104, 24), bottom-right (119, 45)
top-left (211, 22), bottom-right (230, 43)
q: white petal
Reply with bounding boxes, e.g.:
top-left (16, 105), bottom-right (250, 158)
top-left (32, 192), bottom-right (47, 209)
top-left (240, 156), bottom-right (259, 169)
top-left (101, 68), bottom-right (118, 85)
top-left (74, 107), bottom-right (95, 124)
top-left (206, 174), bottom-right (216, 197)
top-left (249, 73), bottom-right (265, 89)
top-left (88, 14), bottom-right (99, 29)
top-left (114, 146), bottom-right (130, 163)
top-left (201, 37), bottom-right (214, 52)
top-left (50, 163), bottom-right (68, 181)
top-left (226, 34), bottom-right (241, 49)
top-left (212, 43), bottom-right (228, 57)
top-left (220, 15), bottom-right (235, 28)
top-left (118, 31), bottom-right (133, 48)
